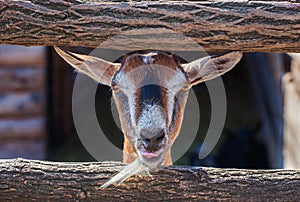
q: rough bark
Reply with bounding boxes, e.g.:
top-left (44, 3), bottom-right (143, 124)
top-left (0, 0), bottom-right (300, 52)
top-left (0, 158), bottom-right (299, 201)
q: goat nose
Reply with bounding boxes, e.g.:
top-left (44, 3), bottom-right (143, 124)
top-left (140, 128), bottom-right (165, 148)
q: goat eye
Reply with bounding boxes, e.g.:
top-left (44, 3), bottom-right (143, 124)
top-left (181, 85), bottom-right (190, 91)
top-left (112, 87), bottom-right (121, 93)
top-left (111, 84), bottom-right (121, 93)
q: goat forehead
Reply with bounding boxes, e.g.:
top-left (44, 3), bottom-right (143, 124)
top-left (121, 52), bottom-right (180, 73)
top-left (114, 53), bottom-right (186, 88)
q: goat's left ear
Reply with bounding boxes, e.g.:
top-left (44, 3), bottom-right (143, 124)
top-left (182, 52), bottom-right (243, 86)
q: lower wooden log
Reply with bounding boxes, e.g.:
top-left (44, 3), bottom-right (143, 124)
top-left (0, 159), bottom-right (299, 201)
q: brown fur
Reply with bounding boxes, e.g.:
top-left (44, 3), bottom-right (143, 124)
top-left (121, 52), bottom-right (179, 73)
top-left (123, 136), bottom-right (137, 163)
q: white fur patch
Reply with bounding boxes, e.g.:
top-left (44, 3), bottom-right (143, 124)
top-left (137, 104), bottom-right (166, 134)
top-left (165, 71), bottom-right (187, 126)
top-left (100, 159), bottom-right (150, 189)
top-left (142, 52), bottom-right (158, 64)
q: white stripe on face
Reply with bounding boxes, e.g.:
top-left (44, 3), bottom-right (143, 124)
top-left (165, 71), bottom-right (188, 127)
top-left (137, 104), bottom-right (166, 135)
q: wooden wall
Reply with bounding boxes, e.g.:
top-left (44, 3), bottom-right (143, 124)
top-left (283, 54), bottom-right (300, 169)
top-left (0, 45), bottom-right (46, 159)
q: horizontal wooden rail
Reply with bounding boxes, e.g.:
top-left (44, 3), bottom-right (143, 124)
top-left (0, 118), bottom-right (44, 139)
top-left (0, 158), bottom-right (299, 201)
top-left (0, 0), bottom-right (300, 52)
top-left (0, 69), bottom-right (45, 92)
top-left (0, 93), bottom-right (45, 118)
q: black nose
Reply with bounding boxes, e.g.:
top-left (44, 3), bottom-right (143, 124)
top-left (140, 129), bottom-right (165, 152)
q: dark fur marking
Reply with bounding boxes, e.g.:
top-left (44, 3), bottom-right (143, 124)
top-left (140, 84), bottom-right (163, 106)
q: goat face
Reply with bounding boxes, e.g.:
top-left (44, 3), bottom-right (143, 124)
top-left (54, 47), bottom-right (242, 170)
top-left (111, 51), bottom-right (190, 169)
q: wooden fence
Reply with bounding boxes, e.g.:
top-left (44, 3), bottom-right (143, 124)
top-left (0, 158), bottom-right (300, 201)
top-left (0, 0), bottom-right (300, 201)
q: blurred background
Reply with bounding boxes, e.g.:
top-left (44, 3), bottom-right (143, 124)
top-left (0, 44), bottom-right (299, 169)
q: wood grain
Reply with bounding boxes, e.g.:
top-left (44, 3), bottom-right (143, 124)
top-left (0, 158), bottom-right (299, 201)
top-left (0, 0), bottom-right (299, 52)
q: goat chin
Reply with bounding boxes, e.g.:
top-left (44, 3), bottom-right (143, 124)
top-left (100, 159), bottom-right (151, 189)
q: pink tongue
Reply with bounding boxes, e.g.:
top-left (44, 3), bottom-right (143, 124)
top-left (141, 151), bottom-right (160, 158)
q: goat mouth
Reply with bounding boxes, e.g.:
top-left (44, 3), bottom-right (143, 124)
top-left (141, 150), bottom-right (161, 158)
top-left (138, 149), bottom-right (165, 169)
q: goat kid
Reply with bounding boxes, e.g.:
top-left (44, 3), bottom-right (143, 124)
top-left (54, 47), bottom-right (242, 187)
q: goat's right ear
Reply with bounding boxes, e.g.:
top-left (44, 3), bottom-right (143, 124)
top-left (54, 47), bottom-right (121, 86)
top-left (182, 52), bottom-right (242, 86)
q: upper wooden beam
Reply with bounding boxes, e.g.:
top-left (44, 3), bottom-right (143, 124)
top-left (0, 0), bottom-right (299, 52)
